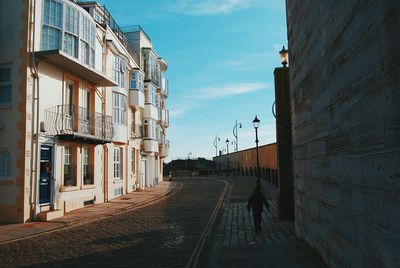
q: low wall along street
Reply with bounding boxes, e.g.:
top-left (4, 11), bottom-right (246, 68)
top-left (213, 143), bottom-right (278, 184)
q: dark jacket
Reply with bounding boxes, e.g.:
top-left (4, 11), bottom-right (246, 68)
top-left (247, 189), bottom-right (270, 212)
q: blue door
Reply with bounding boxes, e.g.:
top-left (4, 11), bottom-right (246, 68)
top-left (39, 145), bottom-right (52, 205)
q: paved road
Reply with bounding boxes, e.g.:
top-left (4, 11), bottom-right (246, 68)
top-left (0, 178), bottom-right (226, 267)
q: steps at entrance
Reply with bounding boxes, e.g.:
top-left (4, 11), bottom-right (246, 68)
top-left (37, 209), bottom-right (64, 222)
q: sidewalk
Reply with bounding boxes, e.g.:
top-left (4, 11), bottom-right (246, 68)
top-left (0, 181), bottom-right (180, 245)
top-left (206, 176), bottom-right (326, 268)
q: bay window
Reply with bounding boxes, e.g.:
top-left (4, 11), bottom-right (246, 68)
top-left (41, 0), bottom-right (96, 67)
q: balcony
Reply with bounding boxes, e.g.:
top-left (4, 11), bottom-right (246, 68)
top-left (158, 58), bottom-right (168, 72)
top-left (35, 50), bottom-right (117, 87)
top-left (159, 109), bottom-right (169, 128)
top-left (131, 124), bottom-right (143, 139)
top-left (160, 77), bottom-right (168, 97)
top-left (158, 140), bottom-right (170, 158)
top-left (142, 139), bottom-right (159, 153)
top-left (43, 105), bottom-right (113, 144)
top-left (129, 89), bottom-right (144, 108)
top-left (143, 66), bottom-right (161, 88)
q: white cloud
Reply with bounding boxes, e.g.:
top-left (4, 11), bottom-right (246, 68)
top-left (171, 0), bottom-right (251, 16)
top-left (187, 82), bottom-right (269, 100)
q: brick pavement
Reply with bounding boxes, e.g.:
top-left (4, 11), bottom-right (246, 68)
top-left (205, 176), bottom-right (327, 268)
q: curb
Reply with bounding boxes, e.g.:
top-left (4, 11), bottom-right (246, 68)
top-left (186, 178), bottom-right (232, 268)
top-left (0, 182), bottom-right (183, 246)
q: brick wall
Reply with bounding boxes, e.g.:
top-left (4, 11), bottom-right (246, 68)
top-left (286, 1), bottom-right (400, 267)
top-left (213, 143), bottom-right (277, 173)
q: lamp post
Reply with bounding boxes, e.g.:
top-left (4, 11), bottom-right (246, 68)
top-left (225, 138), bottom-right (230, 175)
top-left (279, 45), bottom-right (289, 67)
top-left (213, 135), bottom-right (220, 157)
top-left (232, 120), bottom-right (242, 152)
top-left (274, 45), bottom-right (294, 219)
top-left (252, 116), bottom-right (260, 184)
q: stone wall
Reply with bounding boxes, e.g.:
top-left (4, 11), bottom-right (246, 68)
top-left (286, 1), bottom-right (400, 267)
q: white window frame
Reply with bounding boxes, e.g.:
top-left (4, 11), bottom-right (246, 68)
top-left (63, 145), bottom-right (75, 186)
top-left (113, 147), bottom-right (122, 179)
top-left (41, 0), bottom-right (96, 67)
top-left (112, 92), bottom-right (126, 125)
top-left (82, 147), bottom-right (92, 185)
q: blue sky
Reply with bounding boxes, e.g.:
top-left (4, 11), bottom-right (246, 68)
top-left (98, 0), bottom-right (287, 161)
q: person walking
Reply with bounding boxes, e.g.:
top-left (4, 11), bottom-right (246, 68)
top-left (247, 182), bottom-right (270, 233)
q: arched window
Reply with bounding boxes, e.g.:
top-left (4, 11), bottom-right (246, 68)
top-left (0, 151), bottom-right (11, 177)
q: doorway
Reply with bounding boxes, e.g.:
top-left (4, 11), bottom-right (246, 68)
top-left (39, 145), bottom-right (53, 205)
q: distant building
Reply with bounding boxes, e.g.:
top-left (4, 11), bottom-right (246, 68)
top-left (0, 0), bottom-right (169, 223)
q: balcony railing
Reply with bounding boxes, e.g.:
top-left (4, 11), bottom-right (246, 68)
top-left (143, 65), bottom-right (161, 87)
top-left (44, 105), bottom-right (113, 143)
top-left (77, 2), bottom-right (139, 62)
top-left (160, 77), bottom-right (168, 97)
top-left (159, 109), bottom-right (169, 128)
top-left (158, 139), bottom-right (170, 157)
top-left (131, 124), bottom-right (143, 139)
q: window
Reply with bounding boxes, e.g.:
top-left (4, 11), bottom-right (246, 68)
top-left (144, 119), bottom-right (157, 139)
top-left (64, 6), bottom-right (79, 57)
top-left (0, 67), bottom-right (12, 106)
top-left (145, 84), bottom-right (157, 106)
top-left (0, 151), bottom-right (11, 177)
top-left (82, 147), bottom-right (93, 185)
top-left (112, 93), bottom-right (126, 125)
top-left (42, 0), bottom-right (62, 50)
top-left (130, 72), bottom-right (144, 92)
top-left (41, 0), bottom-right (96, 67)
top-left (113, 56), bottom-right (126, 88)
top-left (114, 148), bottom-right (122, 178)
top-left (63, 146), bottom-right (75, 186)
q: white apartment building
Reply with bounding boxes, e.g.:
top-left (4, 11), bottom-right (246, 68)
top-left (0, 0), bottom-right (169, 223)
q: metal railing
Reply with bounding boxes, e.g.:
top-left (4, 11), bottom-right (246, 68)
top-left (160, 77), bottom-right (168, 96)
top-left (44, 105), bottom-right (113, 141)
top-left (159, 109), bottom-right (169, 128)
top-left (131, 124), bottom-right (143, 139)
top-left (121, 25), bottom-right (151, 42)
top-left (143, 63), bottom-right (161, 87)
top-left (77, 2), bottom-right (139, 61)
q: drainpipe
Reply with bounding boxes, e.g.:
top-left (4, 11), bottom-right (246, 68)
top-left (102, 29), bottom-right (108, 202)
top-left (28, 0), bottom-right (39, 221)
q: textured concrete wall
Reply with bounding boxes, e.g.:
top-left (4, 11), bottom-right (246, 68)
top-left (286, 1), bottom-right (400, 267)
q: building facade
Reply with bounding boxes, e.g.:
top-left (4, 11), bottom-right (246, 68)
top-left (0, 0), bottom-right (169, 223)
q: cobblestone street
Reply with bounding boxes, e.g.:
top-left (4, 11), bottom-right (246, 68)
top-left (0, 178), bottom-right (226, 267)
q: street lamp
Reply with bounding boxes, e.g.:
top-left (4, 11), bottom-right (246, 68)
top-left (279, 45), bottom-right (289, 67)
top-left (252, 115), bottom-right (260, 184)
top-left (232, 120), bottom-right (242, 152)
top-left (225, 139), bottom-right (230, 154)
top-left (213, 135), bottom-right (220, 157)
